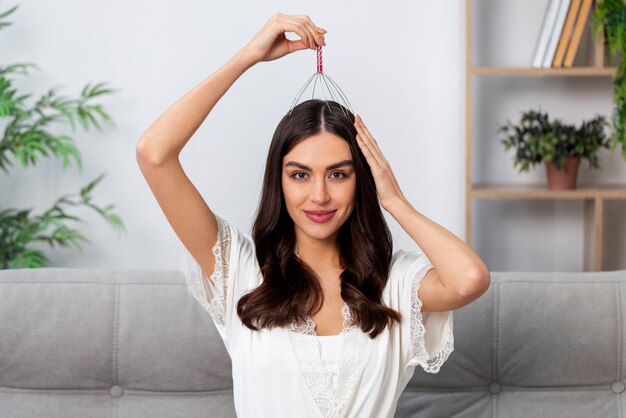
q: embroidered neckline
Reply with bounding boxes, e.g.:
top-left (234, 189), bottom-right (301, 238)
top-left (289, 302), bottom-right (355, 337)
top-left (288, 302), bottom-right (367, 418)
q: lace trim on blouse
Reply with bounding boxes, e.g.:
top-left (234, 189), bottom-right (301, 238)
top-left (409, 257), bottom-right (454, 373)
top-left (289, 303), bottom-right (368, 418)
top-left (181, 215), bottom-right (231, 334)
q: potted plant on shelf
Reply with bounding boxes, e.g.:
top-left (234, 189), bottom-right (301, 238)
top-left (496, 109), bottom-right (611, 190)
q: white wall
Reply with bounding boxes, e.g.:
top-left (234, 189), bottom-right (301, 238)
top-left (1, 0), bottom-right (623, 272)
top-left (1, 0), bottom-right (466, 271)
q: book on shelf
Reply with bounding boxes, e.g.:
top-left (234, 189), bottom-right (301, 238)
top-left (563, 0), bottom-right (593, 68)
top-left (552, 0), bottom-right (582, 67)
top-left (532, 0), bottom-right (563, 68)
top-left (531, 0), bottom-right (594, 68)
top-left (542, 0), bottom-right (571, 67)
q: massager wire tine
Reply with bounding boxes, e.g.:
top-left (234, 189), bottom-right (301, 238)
top-left (316, 73), bottom-right (333, 114)
top-left (319, 72), bottom-right (348, 118)
top-left (323, 72), bottom-right (354, 116)
top-left (311, 72), bottom-right (319, 101)
top-left (318, 72), bottom-right (336, 102)
top-left (311, 72), bottom-right (335, 114)
top-left (288, 72), bottom-right (318, 116)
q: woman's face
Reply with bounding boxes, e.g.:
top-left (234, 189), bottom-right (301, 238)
top-left (282, 131), bottom-right (356, 245)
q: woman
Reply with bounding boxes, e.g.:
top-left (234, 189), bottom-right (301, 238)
top-left (136, 12), bottom-right (490, 418)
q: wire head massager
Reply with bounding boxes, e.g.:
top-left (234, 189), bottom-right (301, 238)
top-left (287, 46), bottom-right (354, 117)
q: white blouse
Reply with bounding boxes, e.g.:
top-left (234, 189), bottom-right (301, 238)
top-left (181, 214), bottom-right (454, 418)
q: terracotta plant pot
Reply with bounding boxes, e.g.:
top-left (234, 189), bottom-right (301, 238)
top-left (544, 156), bottom-right (581, 190)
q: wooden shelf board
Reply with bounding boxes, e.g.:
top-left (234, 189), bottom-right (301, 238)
top-left (471, 67), bottom-right (616, 77)
top-left (471, 184), bottom-right (626, 199)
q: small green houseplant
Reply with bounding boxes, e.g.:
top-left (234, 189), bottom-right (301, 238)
top-left (0, 4), bottom-right (124, 268)
top-left (591, 0), bottom-right (626, 159)
top-left (497, 109), bottom-right (611, 189)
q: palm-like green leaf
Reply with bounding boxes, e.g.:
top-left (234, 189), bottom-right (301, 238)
top-left (0, 4), bottom-right (18, 30)
top-left (0, 63), bottom-right (38, 75)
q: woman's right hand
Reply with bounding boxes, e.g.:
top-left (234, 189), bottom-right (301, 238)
top-left (241, 12), bottom-right (327, 65)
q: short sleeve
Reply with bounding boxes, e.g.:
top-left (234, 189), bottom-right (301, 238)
top-left (180, 214), bottom-right (258, 350)
top-left (392, 249), bottom-right (454, 373)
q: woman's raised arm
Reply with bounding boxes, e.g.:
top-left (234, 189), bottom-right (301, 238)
top-left (135, 13), bottom-right (326, 284)
top-left (136, 12), bottom-right (326, 164)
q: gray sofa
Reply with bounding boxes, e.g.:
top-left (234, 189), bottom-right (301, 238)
top-left (1, 266), bottom-right (625, 418)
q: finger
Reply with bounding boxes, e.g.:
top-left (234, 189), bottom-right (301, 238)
top-left (285, 16), bottom-right (312, 48)
top-left (355, 117), bottom-right (386, 167)
top-left (355, 134), bottom-right (382, 171)
top-left (359, 123), bottom-right (388, 168)
top-left (288, 38), bottom-right (310, 53)
top-left (290, 16), bottom-right (323, 49)
top-left (355, 115), bottom-right (386, 163)
top-left (356, 133), bottom-right (384, 170)
top-left (293, 15), bottom-right (325, 47)
top-left (357, 131), bottom-right (403, 202)
top-left (293, 15), bottom-right (324, 45)
top-left (281, 16), bottom-right (314, 49)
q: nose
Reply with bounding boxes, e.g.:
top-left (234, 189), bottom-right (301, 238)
top-left (310, 177), bottom-right (330, 205)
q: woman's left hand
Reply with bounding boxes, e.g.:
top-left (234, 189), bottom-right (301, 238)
top-left (354, 114), bottom-right (407, 211)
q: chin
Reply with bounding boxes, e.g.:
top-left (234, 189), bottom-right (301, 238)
top-left (306, 228), bottom-right (337, 240)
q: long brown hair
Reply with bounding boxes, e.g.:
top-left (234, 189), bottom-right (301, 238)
top-left (236, 99), bottom-right (402, 339)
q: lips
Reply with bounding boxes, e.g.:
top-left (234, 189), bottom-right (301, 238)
top-left (304, 209), bottom-right (337, 223)
top-left (304, 210), bottom-right (336, 215)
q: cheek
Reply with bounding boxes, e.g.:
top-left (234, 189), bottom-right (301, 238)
top-left (281, 179), bottom-right (304, 205)
top-left (281, 179), bottom-right (292, 203)
top-left (332, 181), bottom-right (355, 213)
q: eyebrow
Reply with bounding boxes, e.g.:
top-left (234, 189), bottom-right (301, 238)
top-left (284, 159), bottom-right (354, 171)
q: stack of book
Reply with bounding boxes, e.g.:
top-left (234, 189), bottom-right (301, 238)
top-left (531, 0), bottom-right (594, 68)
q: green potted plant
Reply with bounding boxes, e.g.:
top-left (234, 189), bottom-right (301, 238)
top-left (497, 109), bottom-right (610, 190)
top-left (591, 0), bottom-right (626, 160)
